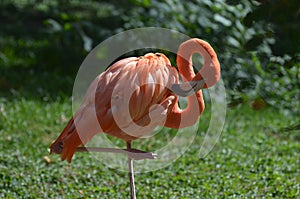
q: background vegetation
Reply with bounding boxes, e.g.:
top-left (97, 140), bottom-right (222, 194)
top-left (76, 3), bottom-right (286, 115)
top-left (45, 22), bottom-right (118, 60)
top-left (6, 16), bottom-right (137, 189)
top-left (1, 0), bottom-right (299, 111)
top-left (0, 0), bottom-right (299, 198)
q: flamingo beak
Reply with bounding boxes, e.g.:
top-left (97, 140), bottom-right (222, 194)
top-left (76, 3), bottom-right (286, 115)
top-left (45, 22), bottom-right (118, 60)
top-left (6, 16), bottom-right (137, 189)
top-left (171, 79), bottom-right (206, 97)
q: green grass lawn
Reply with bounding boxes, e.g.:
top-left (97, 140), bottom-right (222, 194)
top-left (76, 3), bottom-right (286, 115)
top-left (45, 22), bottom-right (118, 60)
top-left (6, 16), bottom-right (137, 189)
top-left (0, 96), bottom-right (299, 198)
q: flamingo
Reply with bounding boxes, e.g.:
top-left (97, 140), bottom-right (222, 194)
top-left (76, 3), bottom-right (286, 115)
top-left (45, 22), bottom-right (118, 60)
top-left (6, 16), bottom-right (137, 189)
top-left (50, 38), bottom-right (220, 163)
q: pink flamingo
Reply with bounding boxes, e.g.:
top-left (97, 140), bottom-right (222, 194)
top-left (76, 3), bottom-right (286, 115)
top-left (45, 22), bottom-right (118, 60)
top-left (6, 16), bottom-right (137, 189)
top-left (50, 38), bottom-right (220, 163)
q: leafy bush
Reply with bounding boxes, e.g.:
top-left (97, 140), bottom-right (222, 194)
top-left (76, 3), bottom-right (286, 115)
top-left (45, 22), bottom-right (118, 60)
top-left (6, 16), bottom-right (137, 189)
top-left (243, 0), bottom-right (300, 113)
top-left (0, 1), bottom-right (121, 73)
top-left (0, 0), bottom-right (299, 113)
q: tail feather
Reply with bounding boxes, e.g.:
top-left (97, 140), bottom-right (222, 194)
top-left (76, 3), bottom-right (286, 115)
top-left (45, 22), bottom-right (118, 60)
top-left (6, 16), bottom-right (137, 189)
top-left (50, 117), bottom-right (83, 163)
top-left (60, 131), bottom-right (82, 162)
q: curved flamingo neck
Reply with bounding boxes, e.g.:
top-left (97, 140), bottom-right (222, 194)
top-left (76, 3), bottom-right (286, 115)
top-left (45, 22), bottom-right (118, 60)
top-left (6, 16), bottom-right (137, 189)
top-left (164, 38), bottom-right (220, 129)
top-left (177, 38), bottom-right (220, 88)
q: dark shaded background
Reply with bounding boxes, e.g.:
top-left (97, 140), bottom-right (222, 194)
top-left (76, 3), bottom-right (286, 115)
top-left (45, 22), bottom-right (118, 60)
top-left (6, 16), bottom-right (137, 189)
top-left (0, 0), bottom-right (299, 114)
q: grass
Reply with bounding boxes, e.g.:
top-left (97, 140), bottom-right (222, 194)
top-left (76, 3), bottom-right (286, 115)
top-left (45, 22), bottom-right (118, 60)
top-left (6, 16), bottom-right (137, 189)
top-left (0, 93), bottom-right (299, 198)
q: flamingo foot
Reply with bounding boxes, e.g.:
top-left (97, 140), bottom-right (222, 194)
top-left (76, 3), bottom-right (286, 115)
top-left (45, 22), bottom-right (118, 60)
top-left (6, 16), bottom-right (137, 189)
top-left (75, 147), bottom-right (157, 160)
top-left (124, 148), bottom-right (158, 160)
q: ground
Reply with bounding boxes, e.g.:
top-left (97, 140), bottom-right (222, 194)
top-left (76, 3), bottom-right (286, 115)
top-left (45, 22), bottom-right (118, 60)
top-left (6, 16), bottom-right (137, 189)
top-left (0, 97), bottom-right (299, 198)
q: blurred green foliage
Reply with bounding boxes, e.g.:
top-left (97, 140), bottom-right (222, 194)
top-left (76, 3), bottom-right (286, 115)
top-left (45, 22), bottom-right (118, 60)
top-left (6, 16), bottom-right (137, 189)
top-left (243, 0), bottom-right (300, 112)
top-left (0, 0), bottom-right (299, 113)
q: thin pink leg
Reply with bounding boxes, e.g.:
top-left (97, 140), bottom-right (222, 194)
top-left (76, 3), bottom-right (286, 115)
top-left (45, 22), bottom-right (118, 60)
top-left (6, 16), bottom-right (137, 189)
top-left (127, 141), bottom-right (136, 199)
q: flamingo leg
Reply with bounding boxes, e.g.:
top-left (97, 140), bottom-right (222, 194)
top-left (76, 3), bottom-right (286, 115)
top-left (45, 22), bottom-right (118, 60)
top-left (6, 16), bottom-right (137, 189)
top-left (127, 141), bottom-right (136, 199)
